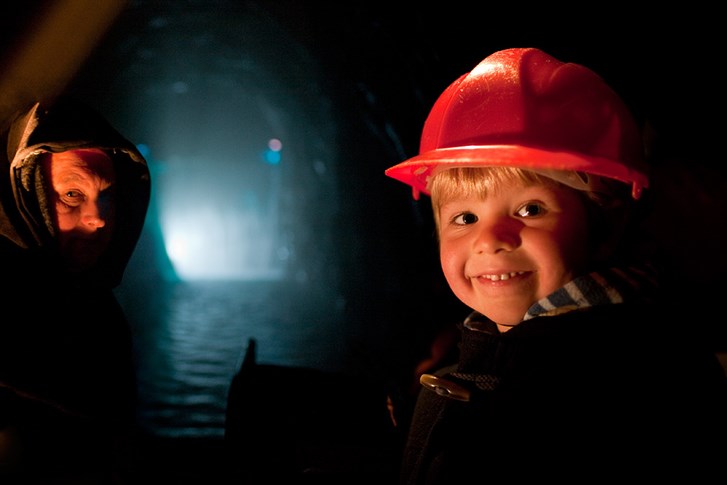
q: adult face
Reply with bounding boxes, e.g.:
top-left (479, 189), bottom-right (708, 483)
top-left (43, 149), bottom-right (116, 272)
top-left (437, 179), bottom-right (591, 331)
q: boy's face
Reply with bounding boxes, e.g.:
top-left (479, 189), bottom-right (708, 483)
top-left (437, 178), bottom-right (591, 330)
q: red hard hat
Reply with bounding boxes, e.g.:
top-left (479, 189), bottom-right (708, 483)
top-left (385, 47), bottom-right (648, 200)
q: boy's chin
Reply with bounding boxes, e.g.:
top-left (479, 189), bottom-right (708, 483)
top-left (493, 320), bottom-right (521, 333)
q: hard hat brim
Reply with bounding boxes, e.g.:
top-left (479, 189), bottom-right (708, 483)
top-left (385, 145), bottom-right (648, 200)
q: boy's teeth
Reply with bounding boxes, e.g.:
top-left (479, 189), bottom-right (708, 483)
top-left (484, 271), bottom-right (523, 281)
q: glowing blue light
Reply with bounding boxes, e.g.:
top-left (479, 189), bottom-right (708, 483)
top-left (264, 150), bottom-right (281, 164)
top-left (161, 202), bottom-right (284, 281)
top-left (263, 138), bottom-right (282, 164)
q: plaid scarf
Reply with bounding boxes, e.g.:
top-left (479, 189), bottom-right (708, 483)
top-left (523, 265), bottom-right (659, 321)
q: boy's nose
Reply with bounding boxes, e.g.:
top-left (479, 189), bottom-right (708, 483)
top-left (474, 217), bottom-right (521, 254)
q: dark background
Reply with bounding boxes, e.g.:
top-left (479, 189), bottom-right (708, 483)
top-left (2, 1), bottom-right (725, 482)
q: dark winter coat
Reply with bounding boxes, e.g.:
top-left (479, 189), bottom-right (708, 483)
top-left (401, 302), bottom-right (727, 483)
top-left (0, 98), bottom-right (151, 482)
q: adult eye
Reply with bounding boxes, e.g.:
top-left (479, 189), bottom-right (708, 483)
top-left (452, 212), bottom-right (478, 225)
top-left (60, 190), bottom-right (84, 207)
top-left (516, 202), bottom-right (545, 218)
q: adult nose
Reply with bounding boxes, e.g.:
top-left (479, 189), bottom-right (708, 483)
top-left (81, 200), bottom-right (108, 229)
top-left (473, 215), bottom-right (521, 254)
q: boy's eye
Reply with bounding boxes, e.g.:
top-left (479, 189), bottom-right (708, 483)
top-left (453, 212), bottom-right (478, 225)
top-left (516, 202), bottom-right (545, 218)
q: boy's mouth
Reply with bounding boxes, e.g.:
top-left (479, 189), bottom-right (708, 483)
top-left (478, 271), bottom-right (526, 282)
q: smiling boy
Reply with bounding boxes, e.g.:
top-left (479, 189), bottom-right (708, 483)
top-left (386, 48), bottom-right (727, 483)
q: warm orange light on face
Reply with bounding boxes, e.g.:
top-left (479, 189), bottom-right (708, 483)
top-left (43, 148), bottom-right (116, 271)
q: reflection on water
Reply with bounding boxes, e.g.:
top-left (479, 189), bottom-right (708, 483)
top-left (117, 279), bottom-right (347, 438)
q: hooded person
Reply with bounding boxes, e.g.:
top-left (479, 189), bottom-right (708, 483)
top-left (0, 97), bottom-right (151, 482)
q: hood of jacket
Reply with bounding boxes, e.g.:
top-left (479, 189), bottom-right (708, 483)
top-left (1, 97), bottom-right (151, 287)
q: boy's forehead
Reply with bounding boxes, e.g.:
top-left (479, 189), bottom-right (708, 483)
top-left (431, 165), bottom-right (538, 189)
top-left (431, 166), bottom-right (623, 200)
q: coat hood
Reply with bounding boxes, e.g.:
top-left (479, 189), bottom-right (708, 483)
top-left (1, 97), bottom-right (151, 287)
